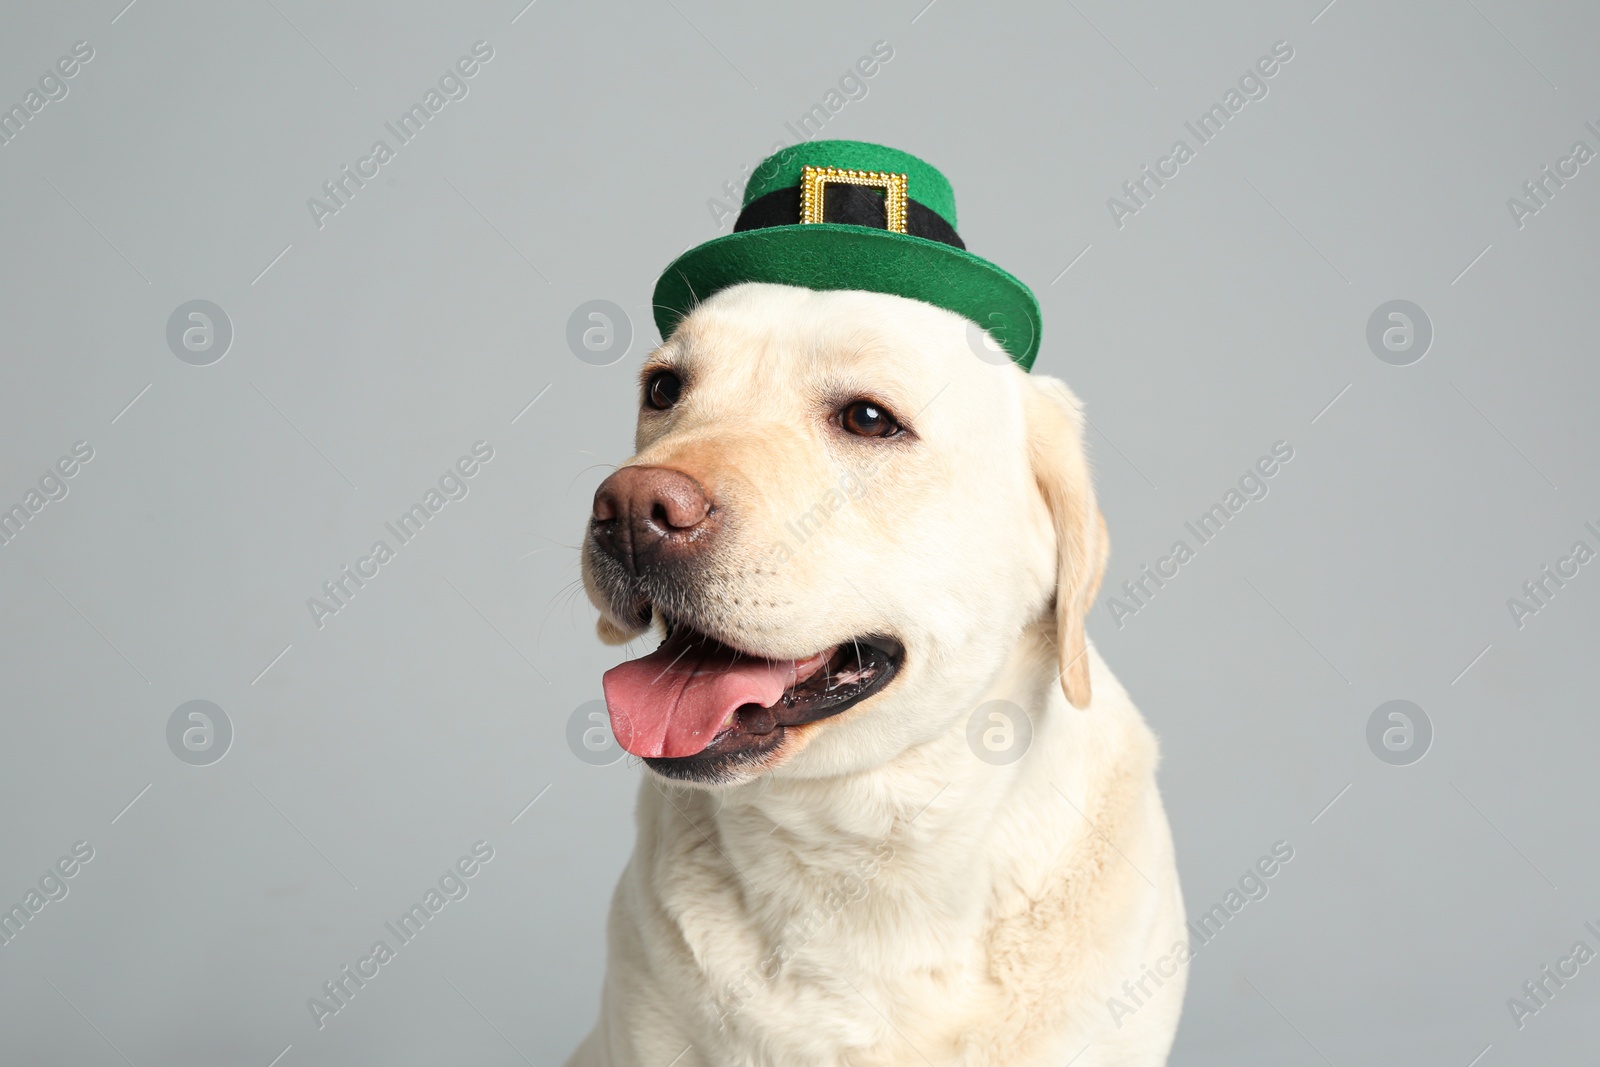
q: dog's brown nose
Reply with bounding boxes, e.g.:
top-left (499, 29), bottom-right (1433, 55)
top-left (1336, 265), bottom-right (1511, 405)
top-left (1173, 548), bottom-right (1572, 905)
top-left (590, 466), bottom-right (715, 574)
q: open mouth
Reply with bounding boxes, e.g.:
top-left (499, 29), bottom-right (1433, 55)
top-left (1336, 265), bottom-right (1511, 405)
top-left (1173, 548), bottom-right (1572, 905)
top-left (601, 616), bottom-right (903, 782)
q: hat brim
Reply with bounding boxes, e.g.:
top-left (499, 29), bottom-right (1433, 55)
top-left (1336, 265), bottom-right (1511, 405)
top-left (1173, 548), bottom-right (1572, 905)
top-left (652, 224), bottom-right (1041, 370)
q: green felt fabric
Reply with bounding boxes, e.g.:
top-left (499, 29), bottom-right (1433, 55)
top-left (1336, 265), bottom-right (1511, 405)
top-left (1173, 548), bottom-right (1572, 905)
top-left (652, 223), bottom-right (1041, 370)
top-left (742, 140), bottom-right (958, 230)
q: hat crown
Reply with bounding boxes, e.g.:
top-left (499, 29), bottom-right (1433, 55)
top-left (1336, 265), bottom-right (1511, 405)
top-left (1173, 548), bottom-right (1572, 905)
top-left (743, 140), bottom-right (958, 230)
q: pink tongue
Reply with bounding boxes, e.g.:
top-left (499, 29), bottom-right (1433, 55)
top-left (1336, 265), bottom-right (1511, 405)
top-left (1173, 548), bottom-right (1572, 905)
top-left (603, 636), bottom-right (809, 758)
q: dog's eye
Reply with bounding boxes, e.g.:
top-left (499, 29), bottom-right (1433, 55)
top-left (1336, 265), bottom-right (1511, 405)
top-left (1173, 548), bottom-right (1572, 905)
top-left (840, 400), bottom-right (900, 438)
top-left (645, 370), bottom-right (682, 410)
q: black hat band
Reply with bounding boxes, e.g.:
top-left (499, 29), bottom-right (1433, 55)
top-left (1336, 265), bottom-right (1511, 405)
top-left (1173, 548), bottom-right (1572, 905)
top-left (733, 184), bottom-right (966, 250)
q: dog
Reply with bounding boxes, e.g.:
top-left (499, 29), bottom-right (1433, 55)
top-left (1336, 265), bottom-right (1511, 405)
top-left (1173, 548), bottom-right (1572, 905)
top-left (569, 281), bottom-right (1186, 1065)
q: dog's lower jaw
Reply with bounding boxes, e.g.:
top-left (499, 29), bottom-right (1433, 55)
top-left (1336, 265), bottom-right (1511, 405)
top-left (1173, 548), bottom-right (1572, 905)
top-left (571, 638), bottom-right (1187, 1067)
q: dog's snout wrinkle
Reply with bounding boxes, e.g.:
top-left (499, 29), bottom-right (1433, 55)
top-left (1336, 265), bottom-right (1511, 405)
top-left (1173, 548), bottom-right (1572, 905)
top-left (591, 465), bottom-right (717, 574)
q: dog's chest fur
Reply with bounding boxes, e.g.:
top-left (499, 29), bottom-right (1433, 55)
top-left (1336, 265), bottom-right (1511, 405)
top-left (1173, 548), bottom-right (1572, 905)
top-left (615, 671), bottom-right (1176, 1066)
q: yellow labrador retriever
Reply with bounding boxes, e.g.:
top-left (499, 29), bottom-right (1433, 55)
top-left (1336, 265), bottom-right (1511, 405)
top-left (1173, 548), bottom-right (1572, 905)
top-left (570, 281), bottom-right (1186, 1065)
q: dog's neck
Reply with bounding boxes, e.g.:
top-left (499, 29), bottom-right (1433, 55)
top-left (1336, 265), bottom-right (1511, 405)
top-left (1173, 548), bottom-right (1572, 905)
top-left (667, 620), bottom-right (1076, 912)
top-left (626, 627), bottom-right (1159, 1056)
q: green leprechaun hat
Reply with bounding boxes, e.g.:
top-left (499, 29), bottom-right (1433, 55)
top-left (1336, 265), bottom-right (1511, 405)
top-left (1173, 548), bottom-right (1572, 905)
top-left (653, 140), bottom-right (1042, 370)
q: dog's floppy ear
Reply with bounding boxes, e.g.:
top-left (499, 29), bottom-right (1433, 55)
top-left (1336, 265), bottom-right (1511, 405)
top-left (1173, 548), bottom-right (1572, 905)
top-left (1024, 376), bottom-right (1108, 709)
top-left (595, 616), bottom-right (637, 645)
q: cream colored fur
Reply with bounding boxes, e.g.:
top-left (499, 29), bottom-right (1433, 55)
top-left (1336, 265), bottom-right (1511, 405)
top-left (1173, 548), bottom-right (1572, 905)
top-left (571, 283), bottom-right (1186, 1065)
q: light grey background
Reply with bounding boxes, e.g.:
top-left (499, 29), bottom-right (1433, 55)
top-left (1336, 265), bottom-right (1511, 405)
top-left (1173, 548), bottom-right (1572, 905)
top-left (2, 0), bottom-right (1596, 1064)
